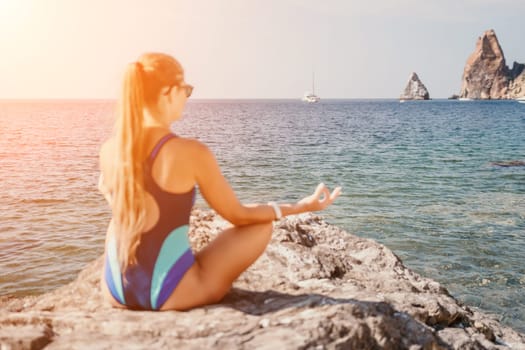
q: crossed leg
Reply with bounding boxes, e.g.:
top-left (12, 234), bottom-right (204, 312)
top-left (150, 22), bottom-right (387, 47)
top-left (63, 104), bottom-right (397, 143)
top-left (160, 221), bottom-right (274, 311)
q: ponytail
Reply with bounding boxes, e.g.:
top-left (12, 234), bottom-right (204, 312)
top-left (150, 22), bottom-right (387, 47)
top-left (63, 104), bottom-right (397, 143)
top-left (107, 53), bottom-right (184, 272)
top-left (112, 62), bottom-right (147, 271)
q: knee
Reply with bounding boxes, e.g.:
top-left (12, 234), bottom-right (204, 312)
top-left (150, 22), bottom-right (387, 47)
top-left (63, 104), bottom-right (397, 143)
top-left (257, 221), bottom-right (274, 241)
top-left (261, 221), bottom-right (274, 233)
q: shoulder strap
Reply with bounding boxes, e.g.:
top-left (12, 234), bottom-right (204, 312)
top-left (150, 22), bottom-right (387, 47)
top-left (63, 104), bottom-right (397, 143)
top-left (149, 133), bottom-right (176, 162)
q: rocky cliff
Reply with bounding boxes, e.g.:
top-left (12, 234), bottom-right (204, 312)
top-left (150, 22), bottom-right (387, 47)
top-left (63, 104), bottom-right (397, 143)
top-left (460, 29), bottom-right (525, 99)
top-left (1, 210), bottom-right (524, 349)
top-left (400, 72), bottom-right (430, 100)
top-left (508, 61), bottom-right (525, 98)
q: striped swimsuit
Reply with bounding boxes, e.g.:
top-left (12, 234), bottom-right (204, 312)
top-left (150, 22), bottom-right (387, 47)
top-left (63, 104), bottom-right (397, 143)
top-left (104, 133), bottom-right (196, 310)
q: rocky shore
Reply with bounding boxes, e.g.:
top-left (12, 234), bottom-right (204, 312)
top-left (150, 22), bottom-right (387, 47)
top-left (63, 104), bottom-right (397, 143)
top-left (1, 209), bottom-right (524, 349)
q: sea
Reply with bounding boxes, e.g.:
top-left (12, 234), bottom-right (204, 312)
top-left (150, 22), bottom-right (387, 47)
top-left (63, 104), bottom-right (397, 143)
top-left (0, 99), bottom-right (524, 332)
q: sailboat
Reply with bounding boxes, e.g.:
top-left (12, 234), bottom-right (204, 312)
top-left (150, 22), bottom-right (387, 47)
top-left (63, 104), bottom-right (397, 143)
top-left (515, 96), bottom-right (525, 104)
top-left (302, 72), bottom-right (320, 103)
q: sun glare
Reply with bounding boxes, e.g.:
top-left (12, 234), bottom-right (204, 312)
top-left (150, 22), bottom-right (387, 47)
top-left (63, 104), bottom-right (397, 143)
top-left (0, 0), bottom-right (32, 33)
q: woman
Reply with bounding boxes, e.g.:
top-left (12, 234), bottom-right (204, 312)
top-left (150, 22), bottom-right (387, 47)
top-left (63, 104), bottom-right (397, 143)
top-left (98, 52), bottom-right (341, 311)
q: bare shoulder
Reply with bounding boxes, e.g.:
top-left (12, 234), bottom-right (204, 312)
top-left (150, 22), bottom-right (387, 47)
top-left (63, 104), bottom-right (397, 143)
top-left (167, 137), bottom-right (213, 159)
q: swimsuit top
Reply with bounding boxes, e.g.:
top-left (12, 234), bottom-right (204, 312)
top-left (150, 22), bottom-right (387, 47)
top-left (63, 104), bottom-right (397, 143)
top-left (105, 133), bottom-right (196, 310)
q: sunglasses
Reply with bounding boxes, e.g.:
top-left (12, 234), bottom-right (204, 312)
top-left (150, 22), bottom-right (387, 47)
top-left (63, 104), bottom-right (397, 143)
top-left (165, 83), bottom-right (193, 98)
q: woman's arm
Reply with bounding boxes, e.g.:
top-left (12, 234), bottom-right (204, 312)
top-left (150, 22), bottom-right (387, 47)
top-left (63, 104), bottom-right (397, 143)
top-left (98, 173), bottom-right (112, 205)
top-left (98, 143), bottom-right (113, 206)
top-left (191, 140), bottom-right (341, 226)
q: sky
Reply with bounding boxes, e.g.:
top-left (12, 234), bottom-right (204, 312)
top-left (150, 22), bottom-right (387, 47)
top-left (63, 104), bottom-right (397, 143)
top-left (0, 0), bottom-right (524, 99)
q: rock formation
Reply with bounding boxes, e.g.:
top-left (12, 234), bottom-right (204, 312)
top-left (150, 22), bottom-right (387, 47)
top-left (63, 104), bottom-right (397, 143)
top-left (460, 29), bottom-right (525, 99)
top-left (491, 160), bottom-right (525, 167)
top-left (1, 209), bottom-right (524, 349)
top-left (508, 61), bottom-right (525, 98)
top-left (400, 72), bottom-right (430, 100)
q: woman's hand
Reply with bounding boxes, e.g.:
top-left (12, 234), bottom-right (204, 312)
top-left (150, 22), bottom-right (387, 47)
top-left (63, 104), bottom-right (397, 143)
top-left (297, 183), bottom-right (342, 213)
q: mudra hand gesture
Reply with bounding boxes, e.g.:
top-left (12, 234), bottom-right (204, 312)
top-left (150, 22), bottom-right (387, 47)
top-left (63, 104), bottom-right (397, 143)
top-left (99, 52), bottom-right (342, 312)
top-left (298, 183), bottom-right (342, 212)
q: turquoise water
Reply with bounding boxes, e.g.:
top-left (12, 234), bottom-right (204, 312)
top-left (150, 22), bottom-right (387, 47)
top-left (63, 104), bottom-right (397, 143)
top-left (0, 99), bottom-right (524, 332)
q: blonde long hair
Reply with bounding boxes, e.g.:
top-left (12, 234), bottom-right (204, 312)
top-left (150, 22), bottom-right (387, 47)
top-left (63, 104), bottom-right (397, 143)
top-left (110, 53), bottom-right (184, 271)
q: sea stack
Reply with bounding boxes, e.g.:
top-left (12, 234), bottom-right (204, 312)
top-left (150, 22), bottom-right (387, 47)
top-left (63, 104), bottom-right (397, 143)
top-left (508, 61), bottom-right (525, 98)
top-left (460, 29), bottom-right (525, 99)
top-left (400, 72), bottom-right (430, 100)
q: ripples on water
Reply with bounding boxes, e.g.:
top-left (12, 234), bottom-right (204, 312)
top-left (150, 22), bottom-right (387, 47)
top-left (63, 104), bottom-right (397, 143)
top-left (0, 101), bottom-right (112, 295)
top-left (0, 99), bottom-right (524, 332)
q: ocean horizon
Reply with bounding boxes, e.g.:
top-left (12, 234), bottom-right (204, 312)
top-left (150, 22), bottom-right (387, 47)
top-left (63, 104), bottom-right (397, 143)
top-left (0, 98), bottom-right (523, 333)
top-left (0, 97), bottom-right (495, 102)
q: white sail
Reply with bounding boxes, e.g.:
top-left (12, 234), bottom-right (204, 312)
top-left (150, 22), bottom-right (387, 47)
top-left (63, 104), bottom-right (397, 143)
top-left (302, 72), bottom-right (320, 103)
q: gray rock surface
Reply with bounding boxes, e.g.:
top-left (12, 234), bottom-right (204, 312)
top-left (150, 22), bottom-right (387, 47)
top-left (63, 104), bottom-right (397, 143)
top-left (400, 72), bottom-right (430, 100)
top-left (460, 29), bottom-right (525, 99)
top-left (1, 209), bottom-right (524, 349)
